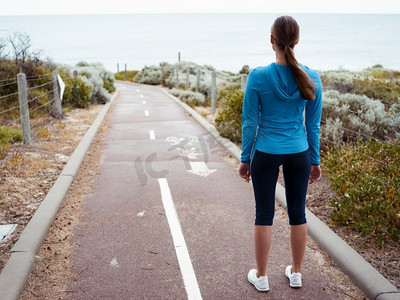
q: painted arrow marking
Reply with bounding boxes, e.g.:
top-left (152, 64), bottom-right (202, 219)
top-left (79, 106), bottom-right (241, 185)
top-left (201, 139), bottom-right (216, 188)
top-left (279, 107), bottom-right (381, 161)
top-left (187, 161), bottom-right (216, 177)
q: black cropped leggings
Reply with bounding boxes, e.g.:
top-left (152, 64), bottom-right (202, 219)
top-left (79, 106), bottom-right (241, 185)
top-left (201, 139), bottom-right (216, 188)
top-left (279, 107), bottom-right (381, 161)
top-left (250, 149), bottom-right (311, 226)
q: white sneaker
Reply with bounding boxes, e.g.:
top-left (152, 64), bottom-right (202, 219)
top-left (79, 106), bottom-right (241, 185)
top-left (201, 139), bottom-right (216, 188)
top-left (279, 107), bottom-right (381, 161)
top-left (247, 269), bottom-right (269, 291)
top-left (285, 265), bottom-right (302, 288)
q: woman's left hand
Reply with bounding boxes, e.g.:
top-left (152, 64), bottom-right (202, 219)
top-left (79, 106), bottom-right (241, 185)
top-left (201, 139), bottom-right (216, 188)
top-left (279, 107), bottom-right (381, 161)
top-left (239, 163), bottom-right (251, 182)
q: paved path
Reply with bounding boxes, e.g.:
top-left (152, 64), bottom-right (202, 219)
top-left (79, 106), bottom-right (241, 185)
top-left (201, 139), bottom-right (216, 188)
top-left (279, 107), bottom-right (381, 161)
top-left (66, 82), bottom-right (363, 299)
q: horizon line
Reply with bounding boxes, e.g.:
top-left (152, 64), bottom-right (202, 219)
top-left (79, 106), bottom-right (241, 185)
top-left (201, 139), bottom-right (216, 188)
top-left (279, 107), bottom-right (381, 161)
top-left (1, 11), bottom-right (399, 17)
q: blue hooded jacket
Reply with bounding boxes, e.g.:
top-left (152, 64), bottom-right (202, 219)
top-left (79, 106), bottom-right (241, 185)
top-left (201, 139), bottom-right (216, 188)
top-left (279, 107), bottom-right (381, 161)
top-left (240, 63), bottom-right (322, 165)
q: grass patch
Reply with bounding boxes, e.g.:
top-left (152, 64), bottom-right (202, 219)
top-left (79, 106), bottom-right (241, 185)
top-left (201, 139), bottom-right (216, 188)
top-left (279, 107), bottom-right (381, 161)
top-left (114, 70), bottom-right (139, 81)
top-left (36, 127), bottom-right (52, 140)
top-left (0, 126), bottom-right (23, 144)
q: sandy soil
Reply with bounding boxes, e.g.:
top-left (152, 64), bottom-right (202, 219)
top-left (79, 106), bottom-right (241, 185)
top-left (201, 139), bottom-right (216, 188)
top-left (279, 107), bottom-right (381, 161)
top-left (0, 104), bottom-right (107, 297)
top-left (0, 100), bottom-right (398, 299)
top-left (18, 111), bottom-right (110, 300)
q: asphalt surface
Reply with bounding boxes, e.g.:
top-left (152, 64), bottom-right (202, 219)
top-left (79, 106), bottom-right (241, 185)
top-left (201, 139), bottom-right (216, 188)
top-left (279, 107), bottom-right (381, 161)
top-left (62, 81), bottom-right (369, 300)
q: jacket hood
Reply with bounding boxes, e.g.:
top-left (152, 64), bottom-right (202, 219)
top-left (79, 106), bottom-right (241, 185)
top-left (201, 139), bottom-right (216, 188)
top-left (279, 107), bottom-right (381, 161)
top-left (266, 63), bottom-right (303, 102)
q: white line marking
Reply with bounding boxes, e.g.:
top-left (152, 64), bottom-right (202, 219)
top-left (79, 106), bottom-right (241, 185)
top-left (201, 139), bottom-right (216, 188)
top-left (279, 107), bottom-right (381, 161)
top-left (140, 94), bottom-right (144, 98)
top-left (158, 178), bottom-right (202, 300)
top-left (0, 224), bottom-right (17, 242)
top-left (142, 100), bottom-right (146, 104)
top-left (110, 257), bottom-right (119, 267)
top-left (149, 130), bottom-right (155, 140)
top-left (144, 110), bottom-right (149, 117)
top-left (136, 89), bottom-right (140, 92)
top-left (187, 161), bottom-right (217, 177)
top-left (137, 210), bottom-right (146, 217)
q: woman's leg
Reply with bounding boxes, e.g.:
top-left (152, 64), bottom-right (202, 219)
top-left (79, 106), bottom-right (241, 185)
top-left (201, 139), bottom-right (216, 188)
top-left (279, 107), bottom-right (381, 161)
top-left (250, 150), bottom-right (280, 276)
top-left (254, 225), bottom-right (272, 276)
top-left (283, 151), bottom-right (311, 274)
top-left (290, 224), bottom-right (307, 273)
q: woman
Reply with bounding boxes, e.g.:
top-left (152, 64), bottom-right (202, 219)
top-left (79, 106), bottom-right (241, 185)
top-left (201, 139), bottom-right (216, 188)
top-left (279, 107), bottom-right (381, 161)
top-left (239, 16), bottom-right (322, 291)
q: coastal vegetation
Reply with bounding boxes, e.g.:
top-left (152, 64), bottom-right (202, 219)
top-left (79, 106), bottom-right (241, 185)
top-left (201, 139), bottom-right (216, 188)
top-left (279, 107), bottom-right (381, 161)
top-left (114, 70), bottom-right (138, 82)
top-left (124, 61), bottom-right (400, 246)
top-left (0, 31), bottom-right (115, 158)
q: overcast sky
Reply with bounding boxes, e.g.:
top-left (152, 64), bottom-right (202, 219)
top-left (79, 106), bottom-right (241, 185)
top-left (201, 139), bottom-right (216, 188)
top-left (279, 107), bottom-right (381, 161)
top-left (1, 0), bottom-right (400, 15)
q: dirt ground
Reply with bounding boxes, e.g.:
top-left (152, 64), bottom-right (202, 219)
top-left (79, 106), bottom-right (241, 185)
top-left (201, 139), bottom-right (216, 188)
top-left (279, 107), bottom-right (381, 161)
top-left (18, 106), bottom-right (110, 300)
top-left (0, 103), bottom-right (107, 298)
top-left (0, 100), bottom-right (398, 299)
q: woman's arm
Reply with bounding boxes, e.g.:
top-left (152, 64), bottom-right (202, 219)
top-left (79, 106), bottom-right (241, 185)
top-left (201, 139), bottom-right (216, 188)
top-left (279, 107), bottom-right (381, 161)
top-left (241, 68), bottom-right (260, 164)
top-left (305, 73), bottom-right (322, 166)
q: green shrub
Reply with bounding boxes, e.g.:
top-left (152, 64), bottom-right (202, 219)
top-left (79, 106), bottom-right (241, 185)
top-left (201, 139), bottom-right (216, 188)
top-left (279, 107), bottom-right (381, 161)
top-left (320, 67), bottom-right (400, 107)
top-left (218, 83), bottom-right (242, 99)
top-left (369, 68), bottom-right (400, 79)
top-left (0, 58), bottom-right (54, 121)
top-left (320, 70), bottom-right (355, 93)
top-left (60, 62), bottom-right (114, 104)
top-left (114, 70), bottom-right (138, 81)
top-left (239, 65), bottom-right (250, 75)
top-left (61, 74), bottom-right (93, 108)
top-left (214, 90), bottom-right (244, 143)
top-left (0, 125), bottom-right (22, 159)
top-left (135, 62), bottom-right (241, 99)
top-left (134, 65), bottom-right (162, 85)
top-left (324, 140), bottom-right (400, 245)
top-left (322, 90), bottom-right (400, 144)
top-left (353, 77), bottom-right (400, 107)
top-left (169, 88), bottom-right (205, 107)
top-left (0, 126), bottom-right (22, 144)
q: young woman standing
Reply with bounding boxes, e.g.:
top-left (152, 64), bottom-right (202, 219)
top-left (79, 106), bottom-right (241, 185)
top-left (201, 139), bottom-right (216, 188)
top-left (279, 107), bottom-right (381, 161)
top-left (239, 16), bottom-right (322, 291)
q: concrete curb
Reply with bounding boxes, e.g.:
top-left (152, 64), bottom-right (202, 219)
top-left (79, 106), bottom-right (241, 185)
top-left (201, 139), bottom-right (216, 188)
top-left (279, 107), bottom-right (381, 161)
top-left (161, 88), bottom-right (400, 300)
top-left (0, 92), bottom-right (119, 300)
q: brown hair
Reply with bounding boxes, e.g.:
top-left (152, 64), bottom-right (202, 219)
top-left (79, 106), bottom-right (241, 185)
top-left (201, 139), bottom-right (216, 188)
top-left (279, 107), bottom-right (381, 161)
top-left (271, 16), bottom-right (316, 100)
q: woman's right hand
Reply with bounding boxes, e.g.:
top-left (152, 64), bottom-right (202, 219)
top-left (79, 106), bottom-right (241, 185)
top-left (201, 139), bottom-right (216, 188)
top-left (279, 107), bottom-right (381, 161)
top-left (239, 163), bottom-right (251, 182)
top-left (309, 165), bottom-right (321, 184)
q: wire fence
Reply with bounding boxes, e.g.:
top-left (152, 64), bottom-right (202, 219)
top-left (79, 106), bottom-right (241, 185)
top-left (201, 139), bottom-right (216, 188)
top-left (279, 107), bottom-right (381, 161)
top-left (0, 70), bottom-right (63, 158)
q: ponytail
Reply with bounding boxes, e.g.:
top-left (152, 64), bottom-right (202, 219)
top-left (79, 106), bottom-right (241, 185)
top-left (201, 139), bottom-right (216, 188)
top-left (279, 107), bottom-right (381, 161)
top-left (271, 16), bottom-right (316, 101)
top-left (284, 45), bottom-right (316, 100)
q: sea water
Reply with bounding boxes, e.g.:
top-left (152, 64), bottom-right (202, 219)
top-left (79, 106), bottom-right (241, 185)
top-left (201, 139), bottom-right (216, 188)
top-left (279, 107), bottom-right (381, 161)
top-left (0, 13), bottom-right (399, 73)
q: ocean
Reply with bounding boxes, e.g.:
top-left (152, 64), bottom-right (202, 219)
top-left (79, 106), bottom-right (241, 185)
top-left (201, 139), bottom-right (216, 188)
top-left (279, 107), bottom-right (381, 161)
top-left (0, 13), bottom-right (399, 73)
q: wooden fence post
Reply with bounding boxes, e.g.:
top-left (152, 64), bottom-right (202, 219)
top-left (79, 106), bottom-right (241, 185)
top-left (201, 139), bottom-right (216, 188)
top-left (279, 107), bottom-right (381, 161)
top-left (124, 64), bottom-right (127, 81)
top-left (17, 73), bottom-right (31, 144)
top-left (185, 68), bottom-right (190, 90)
top-left (160, 64), bottom-right (164, 86)
top-left (175, 68), bottom-right (179, 88)
top-left (211, 71), bottom-right (217, 113)
top-left (241, 74), bottom-right (248, 91)
top-left (196, 69), bottom-right (201, 92)
top-left (51, 70), bottom-right (63, 119)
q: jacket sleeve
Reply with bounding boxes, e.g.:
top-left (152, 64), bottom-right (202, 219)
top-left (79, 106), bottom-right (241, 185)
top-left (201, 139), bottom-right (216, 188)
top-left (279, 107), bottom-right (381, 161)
top-left (305, 73), bottom-right (322, 165)
top-left (241, 69), bottom-right (260, 163)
